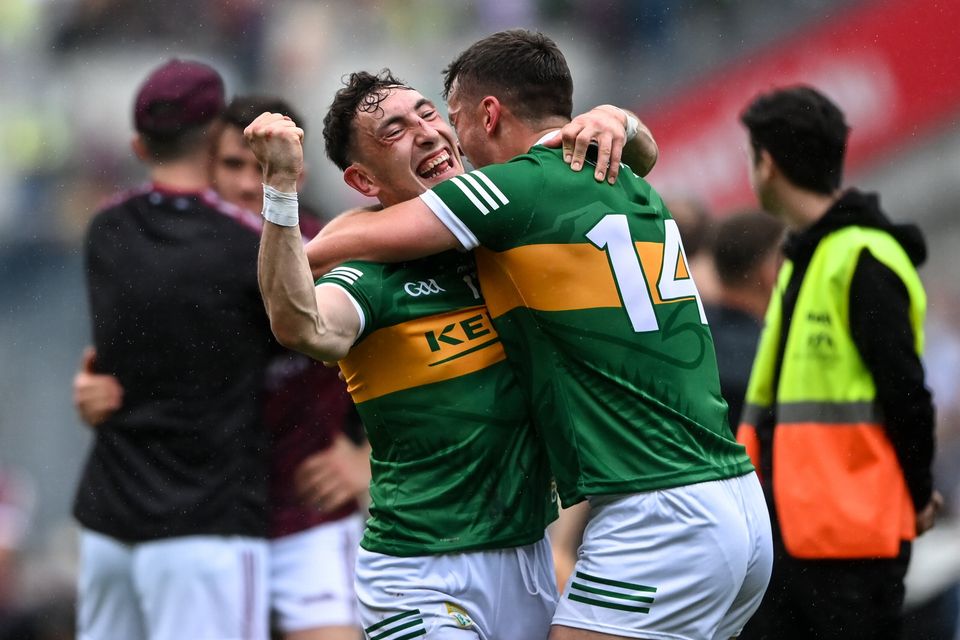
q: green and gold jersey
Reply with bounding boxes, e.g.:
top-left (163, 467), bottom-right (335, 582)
top-left (421, 142), bottom-right (754, 506)
top-left (317, 250), bottom-right (556, 556)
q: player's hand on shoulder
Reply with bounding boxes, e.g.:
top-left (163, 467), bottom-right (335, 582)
top-left (243, 112), bottom-right (304, 187)
top-left (545, 104), bottom-right (627, 184)
top-left (72, 347), bottom-right (124, 428)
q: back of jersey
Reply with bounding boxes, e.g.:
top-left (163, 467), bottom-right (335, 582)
top-left (424, 145), bottom-right (754, 505)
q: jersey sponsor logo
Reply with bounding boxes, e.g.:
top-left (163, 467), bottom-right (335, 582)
top-left (323, 265), bottom-right (363, 285)
top-left (449, 170), bottom-right (510, 216)
top-left (423, 311), bottom-right (493, 355)
top-left (403, 279), bottom-right (445, 297)
top-left (567, 571), bottom-right (657, 614)
top-left (444, 603), bottom-right (474, 628)
top-left (340, 306), bottom-right (506, 402)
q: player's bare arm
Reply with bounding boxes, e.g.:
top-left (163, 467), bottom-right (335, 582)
top-left (246, 112), bottom-right (361, 362)
top-left (306, 199), bottom-right (457, 277)
top-left (306, 205), bottom-right (381, 280)
top-left (543, 105), bottom-right (658, 183)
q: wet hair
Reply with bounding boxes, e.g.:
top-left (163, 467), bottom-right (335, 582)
top-left (740, 85), bottom-right (849, 194)
top-left (221, 95), bottom-right (305, 132)
top-left (323, 69), bottom-right (411, 170)
top-left (713, 211), bottom-right (785, 287)
top-left (442, 29), bottom-right (573, 125)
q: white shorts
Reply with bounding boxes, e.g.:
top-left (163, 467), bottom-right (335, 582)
top-left (356, 537), bottom-right (558, 639)
top-left (78, 529), bottom-right (269, 640)
top-left (552, 473), bottom-right (772, 640)
top-left (270, 513), bottom-right (364, 632)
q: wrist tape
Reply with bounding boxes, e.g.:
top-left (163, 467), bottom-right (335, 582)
top-left (261, 184), bottom-right (299, 227)
top-left (618, 108), bottom-right (640, 142)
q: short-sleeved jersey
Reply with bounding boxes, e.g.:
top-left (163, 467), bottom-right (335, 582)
top-left (316, 251), bottom-right (556, 556)
top-left (421, 144), bottom-right (754, 506)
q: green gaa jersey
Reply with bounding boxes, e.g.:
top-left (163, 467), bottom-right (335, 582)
top-left (316, 251), bottom-right (556, 556)
top-left (420, 141), bottom-right (754, 506)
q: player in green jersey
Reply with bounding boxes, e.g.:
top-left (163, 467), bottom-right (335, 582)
top-left (250, 70), bottom-right (657, 639)
top-left (304, 31), bottom-right (773, 640)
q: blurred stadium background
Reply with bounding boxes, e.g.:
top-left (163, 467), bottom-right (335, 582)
top-left (1, 0), bottom-right (958, 635)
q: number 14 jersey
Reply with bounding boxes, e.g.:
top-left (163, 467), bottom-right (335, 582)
top-left (421, 144), bottom-right (754, 506)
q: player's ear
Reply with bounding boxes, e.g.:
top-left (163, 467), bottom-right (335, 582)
top-left (131, 135), bottom-right (150, 162)
top-left (480, 96), bottom-right (501, 135)
top-left (756, 148), bottom-right (777, 183)
top-left (343, 164), bottom-right (380, 199)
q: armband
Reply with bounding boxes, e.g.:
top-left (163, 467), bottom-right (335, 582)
top-left (618, 108), bottom-right (640, 142)
top-left (261, 184), bottom-right (299, 227)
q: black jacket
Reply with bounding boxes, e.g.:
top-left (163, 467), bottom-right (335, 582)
top-left (74, 186), bottom-right (275, 541)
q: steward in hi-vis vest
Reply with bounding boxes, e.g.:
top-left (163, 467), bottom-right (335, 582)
top-left (738, 190), bottom-right (933, 559)
top-left (738, 84), bottom-right (938, 640)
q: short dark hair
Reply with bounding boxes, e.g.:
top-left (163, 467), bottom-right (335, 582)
top-left (713, 211), bottom-right (785, 287)
top-left (140, 124), bottom-right (214, 162)
top-left (323, 69), bottom-right (411, 171)
top-left (740, 85), bottom-right (849, 194)
top-left (221, 95), bottom-right (305, 133)
top-left (442, 29), bottom-right (573, 125)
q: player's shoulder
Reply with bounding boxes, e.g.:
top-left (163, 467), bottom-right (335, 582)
top-left (448, 152), bottom-right (546, 201)
top-left (86, 188), bottom-right (151, 241)
top-left (198, 190), bottom-right (264, 234)
top-left (317, 261), bottom-right (381, 288)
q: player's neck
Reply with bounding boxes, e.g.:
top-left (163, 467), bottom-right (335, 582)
top-left (149, 157), bottom-right (212, 193)
top-left (777, 185), bottom-right (840, 232)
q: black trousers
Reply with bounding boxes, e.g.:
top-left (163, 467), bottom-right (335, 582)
top-left (740, 539), bottom-right (911, 640)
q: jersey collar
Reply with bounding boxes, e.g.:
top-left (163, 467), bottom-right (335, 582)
top-left (533, 129), bottom-right (561, 147)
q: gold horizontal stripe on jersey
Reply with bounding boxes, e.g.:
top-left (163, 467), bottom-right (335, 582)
top-left (339, 305), bottom-right (506, 403)
top-left (475, 242), bottom-right (689, 318)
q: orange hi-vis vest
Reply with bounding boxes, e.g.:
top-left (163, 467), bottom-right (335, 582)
top-left (738, 226), bottom-right (926, 559)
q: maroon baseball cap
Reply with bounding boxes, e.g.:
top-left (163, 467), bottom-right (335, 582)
top-left (134, 59), bottom-right (226, 136)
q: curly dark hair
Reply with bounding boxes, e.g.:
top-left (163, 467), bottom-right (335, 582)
top-left (740, 85), bottom-right (849, 194)
top-left (442, 29), bottom-right (572, 126)
top-left (323, 69), bottom-right (410, 170)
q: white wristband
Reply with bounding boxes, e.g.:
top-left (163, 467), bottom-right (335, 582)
top-left (618, 107), bottom-right (640, 142)
top-left (262, 184), bottom-right (299, 227)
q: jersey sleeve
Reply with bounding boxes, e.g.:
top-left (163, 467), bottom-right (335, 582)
top-left (420, 155), bottom-right (545, 250)
top-left (315, 262), bottom-right (381, 341)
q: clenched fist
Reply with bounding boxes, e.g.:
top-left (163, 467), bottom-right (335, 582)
top-left (243, 112), bottom-right (305, 191)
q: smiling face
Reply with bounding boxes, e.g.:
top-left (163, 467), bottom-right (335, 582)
top-left (349, 87), bottom-right (463, 205)
top-left (212, 124), bottom-right (263, 212)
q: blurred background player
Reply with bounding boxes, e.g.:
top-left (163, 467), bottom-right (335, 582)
top-left (737, 85), bottom-right (941, 640)
top-left (73, 93), bottom-right (370, 640)
top-left (71, 59), bottom-right (273, 640)
top-left (218, 95), bottom-right (368, 640)
top-left (704, 210), bottom-right (785, 434)
top-left (664, 196), bottom-right (721, 305)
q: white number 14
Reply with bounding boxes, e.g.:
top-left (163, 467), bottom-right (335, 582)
top-left (586, 215), bottom-right (706, 332)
